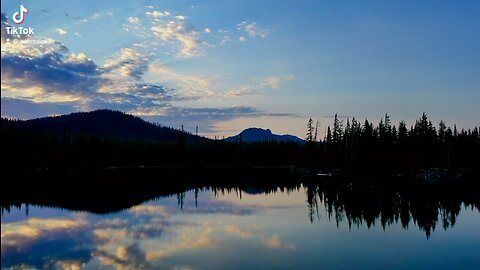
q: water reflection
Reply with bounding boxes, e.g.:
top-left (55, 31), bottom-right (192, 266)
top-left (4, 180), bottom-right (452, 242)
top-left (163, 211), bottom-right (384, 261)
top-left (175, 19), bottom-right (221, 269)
top-left (1, 184), bottom-right (479, 270)
top-left (303, 183), bottom-right (479, 239)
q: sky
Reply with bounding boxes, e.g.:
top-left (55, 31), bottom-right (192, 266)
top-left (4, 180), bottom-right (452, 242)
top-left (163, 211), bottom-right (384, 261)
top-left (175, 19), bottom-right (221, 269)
top-left (1, 0), bottom-right (479, 138)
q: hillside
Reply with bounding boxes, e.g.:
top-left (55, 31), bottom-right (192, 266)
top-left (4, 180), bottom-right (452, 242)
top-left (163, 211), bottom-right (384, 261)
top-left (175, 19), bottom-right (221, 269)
top-left (1, 109), bottom-right (200, 143)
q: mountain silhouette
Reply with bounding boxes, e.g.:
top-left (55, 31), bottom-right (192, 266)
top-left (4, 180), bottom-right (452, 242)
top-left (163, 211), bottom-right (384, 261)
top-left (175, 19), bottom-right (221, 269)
top-left (1, 109), bottom-right (201, 142)
top-left (224, 128), bottom-right (305, 143)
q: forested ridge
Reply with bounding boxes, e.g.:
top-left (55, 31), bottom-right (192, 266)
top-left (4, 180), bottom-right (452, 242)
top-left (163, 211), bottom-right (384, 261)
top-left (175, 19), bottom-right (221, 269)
top-left (1, 110), bottom-right (478, 174)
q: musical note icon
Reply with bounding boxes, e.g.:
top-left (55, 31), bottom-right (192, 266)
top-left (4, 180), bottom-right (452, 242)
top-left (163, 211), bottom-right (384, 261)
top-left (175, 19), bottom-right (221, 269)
top-left (12, 5), bottom-right (29, 24)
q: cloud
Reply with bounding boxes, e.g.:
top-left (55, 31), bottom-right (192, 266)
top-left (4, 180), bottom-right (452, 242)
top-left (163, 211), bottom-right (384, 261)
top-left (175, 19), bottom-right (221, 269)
top-left (96, 243), bottom-right (148, 270)
top-left (1, 38), bottom-right (181, 116)
top-left (226, 75), bottom-right (295, 97)
top-left (146, 10), bottom-right (170, 18)
top-left (1, 217), bottom-right (90, 268)
top-left (261, 75), bottom-right (295, 89)
top-left (127, 16), bottom-right (141, 25)
top-left (224, 225), bottom-right (296, 250)
top-left (136, 106), bottom-right (297, 134)
top-left (239, 36), bottom-right (247, 42)
top-left (140, 9), bottom-right (206, 58)
top-left (55, 260), bottom-right (84, 270)
top-left (138, 106), bottom-right (262, 120)
top-left (129, 205), bottom-right (171, 217)
top-left (237, 21), bottom-right (268, 38)
top-left (150, 20), bottom-right (200, 58)
top-left (148, 63), bottom-right (216, 99)
top-left (1, 11), bottom-right (295, 133)
top-left (146, 226), bottom-right (216, 261)
top-left (102, 47), bottom-right (149, 81)
top-left (55, 28), bottom-right (68, 35)
top-left (76, 11), bottom-right (113, 24)
top-left (1, 44), bottom-right (100, 102)
top-left (220, 35), bottom-right (232, 45)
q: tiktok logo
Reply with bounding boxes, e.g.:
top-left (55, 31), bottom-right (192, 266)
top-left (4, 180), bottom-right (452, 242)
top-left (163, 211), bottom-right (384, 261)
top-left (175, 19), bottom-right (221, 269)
top-left (12, 5), bottom-right (29, 24)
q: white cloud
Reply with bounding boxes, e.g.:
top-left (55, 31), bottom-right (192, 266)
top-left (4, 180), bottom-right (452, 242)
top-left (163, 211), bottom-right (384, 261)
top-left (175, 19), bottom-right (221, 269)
top-left (204, 28), bottom-right (211, 33)
top-left (55, 28), bottom-right (67, 35)
top-left (175, 15), bottom-right (186, 20)
top-left (237, 21), bottom-right (268, 38)
top-left (91, 13), bottom-right (101, 20)
top-left (148, 63), bottom-right (216, 98)
top-left (239, 36), bottom-right (246, 42)
top-left (74, 32), bottom-right (82, 37)
top-left (150, 20), bottom-right (200, 58)
top-left (261, 75), bottom-right (295, 89)
top-left (146, 10), bottom-right (170, 18)
top-left (220, 35), bottom-right (231, 45)
top-left (127, 16), bottom-right (141, 25)
top-left (67, 52), bottom-right (90, 63)
top-left (226, 75), bottom-right (295, 97)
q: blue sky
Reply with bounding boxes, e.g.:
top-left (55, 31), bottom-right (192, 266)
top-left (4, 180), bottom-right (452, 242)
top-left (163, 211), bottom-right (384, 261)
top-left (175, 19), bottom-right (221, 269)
top-left (1, 0), bottom-right (479, 137)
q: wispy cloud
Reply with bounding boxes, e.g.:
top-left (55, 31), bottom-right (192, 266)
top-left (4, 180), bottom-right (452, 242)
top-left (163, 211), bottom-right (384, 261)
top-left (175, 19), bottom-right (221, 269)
top-left (150, 19), bottom-right (200, 58)
top-left (224, 225), bottom-right (296, 250)
top-left (55, 28), bottom-right (68, 35)
top-left (226, 75), bottom-right (295, 97)
top-left (148, 63), bottom-right (216, 99)
top-left (102, 47), bottom-right (149, 81)
top-left (146, 10), bottom-right (170, 18)
top-left (76, 11), bottom-right (114, 24)
top-left (127, 16), bottom-right (141, 25)
top-left (237, 21), bottom-right (268, 38)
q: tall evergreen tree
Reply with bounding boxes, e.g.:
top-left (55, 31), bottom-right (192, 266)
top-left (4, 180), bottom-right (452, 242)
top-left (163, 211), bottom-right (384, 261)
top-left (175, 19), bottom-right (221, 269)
top-left (306, 118), bottom-right (314, 142)
top-left (332, 114), bottom-right (343, 145)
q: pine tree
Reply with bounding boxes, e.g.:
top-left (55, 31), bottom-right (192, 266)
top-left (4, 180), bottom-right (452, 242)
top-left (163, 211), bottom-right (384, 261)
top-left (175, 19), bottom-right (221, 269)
top-left (306, 118), bottom-right (314, 142)
top-left (332, 114), bottom-right (343, 145)
top-left (438, 121), bottom-right (446, 142)
top-left (314, 121), bottom-right (319, 142)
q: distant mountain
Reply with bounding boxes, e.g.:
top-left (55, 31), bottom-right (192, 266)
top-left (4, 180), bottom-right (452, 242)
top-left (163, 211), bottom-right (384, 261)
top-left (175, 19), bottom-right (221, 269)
top-left (224, 128), bottom-right (305, 143)
top-left (1, 109), bottom-right (202, 143)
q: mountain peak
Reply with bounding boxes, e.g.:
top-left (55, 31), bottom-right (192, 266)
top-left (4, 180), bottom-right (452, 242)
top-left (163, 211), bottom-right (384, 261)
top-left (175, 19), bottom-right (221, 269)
top-left (225, 128), bottom-right (304, 143)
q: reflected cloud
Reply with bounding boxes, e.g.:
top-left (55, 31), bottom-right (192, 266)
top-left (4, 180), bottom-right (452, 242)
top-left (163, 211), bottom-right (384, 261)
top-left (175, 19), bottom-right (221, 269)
top-left (55, 260), bottom-right (85, 270)
top-left (146, 226), bottom-right (217, 261)
top-left (97, 243), bottom-right (148, 270)
top-left (1, 217), bottom-right (88, 247)
top-left (1, 217), bottom-right (91, 269)
top-left (129, 204), bottom-right (171, 217)
top-left (224, 225), bottom-right (296, 250)
top-left (2, 186), bottom-right (476, 269)
top-left (1, 188), bottom-right (303, 269)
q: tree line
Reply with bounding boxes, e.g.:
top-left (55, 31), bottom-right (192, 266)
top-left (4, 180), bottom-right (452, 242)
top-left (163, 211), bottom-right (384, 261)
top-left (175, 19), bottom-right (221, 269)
top-left (306, 113), bottom-right (479, 173)
top-left (1, 112), bottom-right (478, 174)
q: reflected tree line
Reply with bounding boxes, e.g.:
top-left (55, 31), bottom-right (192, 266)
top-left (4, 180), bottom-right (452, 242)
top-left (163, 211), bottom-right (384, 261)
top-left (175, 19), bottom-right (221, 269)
top-left (3, 180), bottom-right (477, 239)
top-left (170, 181), bottom-right (480, 239)
top-left (304, 180), bottom-right (479, 239)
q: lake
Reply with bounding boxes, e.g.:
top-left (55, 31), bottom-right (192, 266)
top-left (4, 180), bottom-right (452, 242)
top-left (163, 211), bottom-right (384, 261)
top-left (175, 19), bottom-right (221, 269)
top-left (2, 183), bottom-right (480, 270)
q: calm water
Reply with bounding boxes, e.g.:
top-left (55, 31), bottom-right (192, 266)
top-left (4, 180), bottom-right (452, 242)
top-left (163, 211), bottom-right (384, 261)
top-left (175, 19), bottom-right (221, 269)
top-left (2, 185), bottom-right (479, 270)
